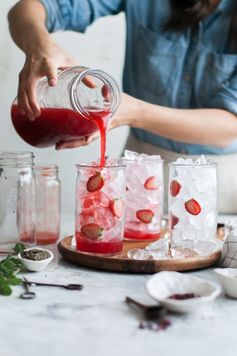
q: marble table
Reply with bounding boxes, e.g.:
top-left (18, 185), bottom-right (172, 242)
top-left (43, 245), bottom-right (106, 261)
top-left (0, 215), bottom-right (236, 356)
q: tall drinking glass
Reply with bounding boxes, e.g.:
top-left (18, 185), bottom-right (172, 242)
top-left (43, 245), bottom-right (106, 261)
top-left (122, 157), bottom-right (164, 241)
top-left (168, 160), bottom-right (217, 255)
top-left (75, 161), bottom-right (126, 254)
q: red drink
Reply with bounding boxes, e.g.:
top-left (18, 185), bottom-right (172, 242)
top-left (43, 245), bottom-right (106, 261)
top-left (124, 226), bottom-right (161, 241)
top-left (35, 232), bottom-right (59, 245)
top-left (75, 164), bottom-right (126, 254)
top-left (75, 233), bottom-right (123, 254)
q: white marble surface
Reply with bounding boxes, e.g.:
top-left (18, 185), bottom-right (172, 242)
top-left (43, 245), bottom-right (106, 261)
top-left (0, 215), bottom-right (236, 356)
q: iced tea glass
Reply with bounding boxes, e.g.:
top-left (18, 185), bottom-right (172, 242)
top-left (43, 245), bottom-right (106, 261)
top-left (75, 161), bottom-right (126, 254)
top-left (122, 157), bottom-right (164, 241)
top-left (168, 159), bottom-right (217, 254)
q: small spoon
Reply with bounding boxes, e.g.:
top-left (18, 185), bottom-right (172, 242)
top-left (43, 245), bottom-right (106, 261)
top-left (23, 280), bottom-right (83, 291)
top-left (125, 296), bottom-right (165, 320)
top-left (20, 278), bottom-right (36, 299)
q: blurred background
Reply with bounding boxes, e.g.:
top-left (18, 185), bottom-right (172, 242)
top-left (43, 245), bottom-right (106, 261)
top-left (0, 1), bottom-right (127, 214)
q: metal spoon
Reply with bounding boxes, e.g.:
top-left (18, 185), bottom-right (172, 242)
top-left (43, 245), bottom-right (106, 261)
top-left (126, 296), bottom-right (165, 320)
top-left (20, 278), bottom-right (36, 299)
top-left (23, 280), bottom-right (83, 291)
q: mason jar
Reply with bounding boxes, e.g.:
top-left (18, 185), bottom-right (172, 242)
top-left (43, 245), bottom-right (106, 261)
top-left (11, 66), bottom-right (120, 148)
top-left (34, 165), bottom-right (60, 245)
top-left (0, 152), bottom-right (35, 251)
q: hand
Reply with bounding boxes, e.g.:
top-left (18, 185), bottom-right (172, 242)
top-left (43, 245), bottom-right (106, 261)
top-left (17, 41), bottom-right (78, 120)
top-left (55, 93), bottom-right (141, 150)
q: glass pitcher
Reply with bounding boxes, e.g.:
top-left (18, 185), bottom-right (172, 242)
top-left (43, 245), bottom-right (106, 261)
top-left (11, 66), bottom-right (120, 147)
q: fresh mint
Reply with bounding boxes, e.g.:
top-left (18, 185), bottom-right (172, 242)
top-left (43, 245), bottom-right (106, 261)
top-left (0, 243), bottom-right (26, 296)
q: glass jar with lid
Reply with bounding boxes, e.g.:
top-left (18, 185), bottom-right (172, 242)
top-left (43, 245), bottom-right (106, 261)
top-left (34, 165), bottom-right (60, 245)
top-left (0, 151), bottom-right (35, 251)
top-left (11, 66), bottom-right (120, 148)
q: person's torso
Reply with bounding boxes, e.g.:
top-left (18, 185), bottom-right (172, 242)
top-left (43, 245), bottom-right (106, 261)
top-left (123, 0), bottom-right (237, 154)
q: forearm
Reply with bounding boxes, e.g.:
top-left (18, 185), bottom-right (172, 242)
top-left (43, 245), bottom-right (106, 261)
top-left (131, 100), bottom-right (237, 147)
top-left (8, 0), bottom-right (51, 54)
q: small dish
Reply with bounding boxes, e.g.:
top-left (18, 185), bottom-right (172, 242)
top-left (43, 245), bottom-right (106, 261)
top-left (146, 271), bottom-right (220, 313)
top-left (18, 247), bottom-right (54, 272)
top-left (214, 268), bottom-right (237, 298)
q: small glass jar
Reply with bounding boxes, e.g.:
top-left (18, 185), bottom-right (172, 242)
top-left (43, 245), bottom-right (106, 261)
top-left (11, 66), bottom-right (120, 147)
top-left (0, 152), bottom-right (35, 251)
top-left (34, 165), bottom-right (60, 245)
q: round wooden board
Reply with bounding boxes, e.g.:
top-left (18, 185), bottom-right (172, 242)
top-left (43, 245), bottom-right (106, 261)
top-left (58, 236), bottom-right (221, 273)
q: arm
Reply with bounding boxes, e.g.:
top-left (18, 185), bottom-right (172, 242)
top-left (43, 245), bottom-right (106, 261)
top-left (8, 0), bottom-right (124, 120)
top-left (56, 93), bottom-right (237, 149)
top-left (115, 94), bottom-right (237, 148)
top-left (8, 0), bottom-right (78, 120)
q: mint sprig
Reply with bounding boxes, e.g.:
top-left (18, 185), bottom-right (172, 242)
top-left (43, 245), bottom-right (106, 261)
top-left (0, 243), bottom-right (26, 296)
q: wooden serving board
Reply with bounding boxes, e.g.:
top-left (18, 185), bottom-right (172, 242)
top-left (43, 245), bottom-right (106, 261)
top-left (58, 235), bottom-right (222, 274)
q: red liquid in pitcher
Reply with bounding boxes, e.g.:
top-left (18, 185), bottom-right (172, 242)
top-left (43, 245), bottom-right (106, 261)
top-left (11, 105), bottom-right (110, 166)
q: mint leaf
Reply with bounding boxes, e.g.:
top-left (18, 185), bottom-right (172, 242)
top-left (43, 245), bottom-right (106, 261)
top-left (12, 243), bottom-right (26, 255)
top-left (7, 275), bottom-right (22, 286)
top-left (0, 243), bottom-right (26, 296)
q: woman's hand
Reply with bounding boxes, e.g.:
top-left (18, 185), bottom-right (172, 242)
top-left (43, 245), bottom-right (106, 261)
top-left (55, 93), bottom-right (141, 150)
top-left (18, 42), bottom-right (78, 121)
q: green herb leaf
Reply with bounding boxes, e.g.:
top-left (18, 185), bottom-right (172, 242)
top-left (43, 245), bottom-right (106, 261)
top-left (0, 243), bottom-right (26, 296)
top-left (12, 243), bottom-right (26, 255)
top-left (7, 275), bottom-right (22, 286)
top-left (0, 275), bottom-right (12, 296)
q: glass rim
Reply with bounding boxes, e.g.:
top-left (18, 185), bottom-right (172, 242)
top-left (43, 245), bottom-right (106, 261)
top-left (0, 151), bottom-right (34, 158)
top-left (169, 162), bottom-right (217, 167)
top-left (76, 162), bottom-right (126, 169)
top-left (34, 164), bottom-right (58, 170)
top-left (121, 157), bottom-right (164, 164)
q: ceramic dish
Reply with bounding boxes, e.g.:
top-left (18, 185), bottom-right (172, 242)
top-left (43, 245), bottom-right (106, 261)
top-left (146, 271), bottom-right (220, 313)
top-left (18, 247), bottom-right (54, 272)
top-left (214, 268), bottom-right (237, 298)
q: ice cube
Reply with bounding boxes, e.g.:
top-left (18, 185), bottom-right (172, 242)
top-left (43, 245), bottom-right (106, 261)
top-left (127, 248), bottom-right (150, 260)
top-left (171, 246), bottom-right (198, 259)
top-left (193, 240), bottom-right (217, 255)
top-left (145, 237), bottom-right (170, 252)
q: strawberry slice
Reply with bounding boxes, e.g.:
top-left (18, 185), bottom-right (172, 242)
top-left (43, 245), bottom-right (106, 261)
top-left (86, 172), bottom-right (104, 192)
top-left (110, 198), bottom-right (124, 218)
top-left (184, 199), bottom-right (201, 216)
top-left (81, 223), bottom-right (104, 240)
top-left (144, 176), bottom-right (158, 190)
top-left (170, 180), bottom-right (181, 197)
top-left (136, 209), bottom-right (154, 224)
top-left (170, 214), bottom-right (179, 229)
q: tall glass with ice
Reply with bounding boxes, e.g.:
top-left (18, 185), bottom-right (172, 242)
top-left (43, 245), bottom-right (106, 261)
top-left (168, 156), bottom-right (217, 255)
top-left (122, 151), bottom-right (164, 241)
top-left (75, 161), bottom-right (126, 254)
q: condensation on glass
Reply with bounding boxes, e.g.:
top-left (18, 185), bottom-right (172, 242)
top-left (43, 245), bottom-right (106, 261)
top-left (34, 165), bottom-right (61, 245)
top-left (0, 151), bottom-right (35, 251)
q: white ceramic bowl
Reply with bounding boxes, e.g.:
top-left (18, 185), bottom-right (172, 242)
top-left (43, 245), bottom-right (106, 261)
top-left (146, 271), bottom-right (220, 313)
top-left (214, 268), bottom-right (237, 298)
top-left (18, 247), bottom-right (54, 272)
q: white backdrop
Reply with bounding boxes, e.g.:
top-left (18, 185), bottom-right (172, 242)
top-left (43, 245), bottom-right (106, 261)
top-left (0, 1), bottom-right (128, 213)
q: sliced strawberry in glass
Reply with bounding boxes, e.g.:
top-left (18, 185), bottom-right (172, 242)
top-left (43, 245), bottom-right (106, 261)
top-left (184, 199), bottom-right (201, 215)
top-left (86, 172), bottom-right (104, 192)
top-left (136, 209), bottom-right (154, 224)
top-left (144, 176), bottom-right (158, 190)
top-left (110, 198), bottom-right (124, 218)
top-left (81, 223), bottom-right (104, 240)
top-left (170, 180), bottom-right (181, 197)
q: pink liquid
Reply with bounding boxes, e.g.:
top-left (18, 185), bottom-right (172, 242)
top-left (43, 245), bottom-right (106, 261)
top-left (76, 232), bottom-right (123, 254)
top-left (124, 228), bottom-right (161, 241)
top-left (11, 105), bottom-right (110, 166)
top-left (35, 232), bottom-right (59, 245)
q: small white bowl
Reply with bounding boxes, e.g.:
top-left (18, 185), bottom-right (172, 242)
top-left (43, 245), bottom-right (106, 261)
top-left (18, 247), bottom-right (54, 272)
top-left (146, 271), bottom-right (220, 313)
top-left (214, 268), bottom-right (237, 299)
